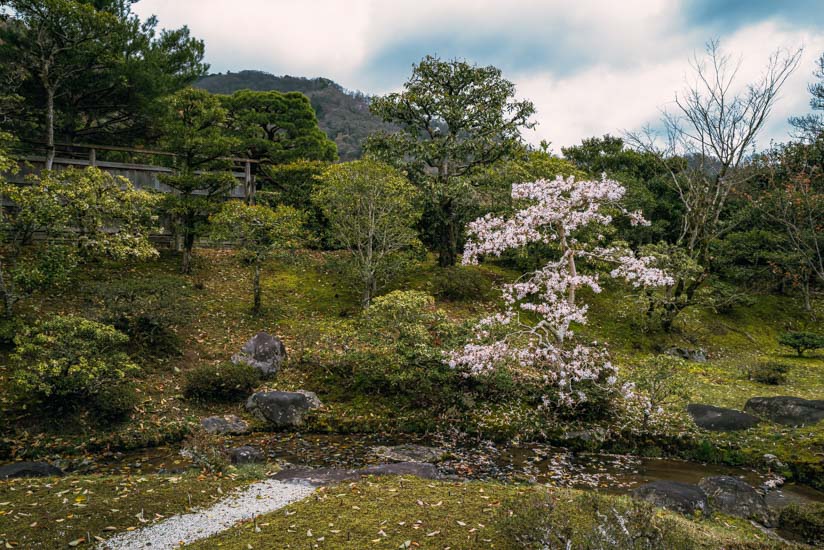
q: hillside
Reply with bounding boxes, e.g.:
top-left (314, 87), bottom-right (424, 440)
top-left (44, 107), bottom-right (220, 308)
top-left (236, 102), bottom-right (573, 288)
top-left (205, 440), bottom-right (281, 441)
top-left (195, 70), bottom-right (393, 160)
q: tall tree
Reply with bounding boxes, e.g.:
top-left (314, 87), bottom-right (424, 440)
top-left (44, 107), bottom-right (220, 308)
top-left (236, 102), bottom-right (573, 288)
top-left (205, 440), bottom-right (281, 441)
top-left (366, 56), bottom-right (535, 267)
top-left (313, 160), bottom-right (422, 306)
top-left (157, 87), bottom-right (239, 274)
top-left (789, 51), bottom-right (824, 140)
top-left (0, 0), bottom-right (207, 159)
top-left (628, 40), bottom-right (801, 329)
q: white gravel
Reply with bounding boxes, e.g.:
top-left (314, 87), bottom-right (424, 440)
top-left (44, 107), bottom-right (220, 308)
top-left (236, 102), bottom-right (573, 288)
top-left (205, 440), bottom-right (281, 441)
top-left (101, 479), bottom-right (315, 549)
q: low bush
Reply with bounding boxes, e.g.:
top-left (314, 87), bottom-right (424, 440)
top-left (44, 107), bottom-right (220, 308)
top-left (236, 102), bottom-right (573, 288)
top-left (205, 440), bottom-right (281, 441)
top-left (745, 361), bottom-right (790, 385)
top-left (431, 266), bottom-right (492, 301)
top-left (779, 503), bottom-right (824, 546)
top-left (10, 315), bottom-right (138, 411)
top-left (183, 361), bottom-right (260, 402)
top-left (91, 276), bottom-right (194, 359)
top-left (778, 331), bottom-right (824, 357)
top-left (92, 383), bottom-right (140, 423)
top-left (181, 431), bottom-right (229, 474)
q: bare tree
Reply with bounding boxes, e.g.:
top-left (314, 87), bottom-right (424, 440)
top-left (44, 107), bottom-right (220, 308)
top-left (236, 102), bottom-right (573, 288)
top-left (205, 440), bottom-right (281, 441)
top-left (629, 40), bottom-right (802, 329)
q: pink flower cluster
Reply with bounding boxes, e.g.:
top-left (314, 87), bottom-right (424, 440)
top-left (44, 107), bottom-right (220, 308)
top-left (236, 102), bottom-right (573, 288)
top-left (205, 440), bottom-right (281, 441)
top-left (449, 175), bottom-right (672, 406)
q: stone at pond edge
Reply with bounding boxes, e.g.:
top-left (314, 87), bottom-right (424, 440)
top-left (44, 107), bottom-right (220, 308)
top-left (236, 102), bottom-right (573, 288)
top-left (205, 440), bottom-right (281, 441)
top-left (631, 480), bottom-right (710, 517)
top-left (200, 414), bottom-right (250, 435)
top-left (666, 347), bottom-right (707, 363)
top-left (231, 332), bottom-right (286, 376)
top-left (686, 404), bottom-right (760, 431)
top-left (0, 461), bottom-right (64, 479)
top-left (228, 446), bottom-right (265, 465)
top-left (698, 476), bottom-right (773, 526)
top-left (744, 396), bottom-right (824, 427)
top-left (245, 390), bottom-right (322, 429)
top-left (373, 444), bottom-right (447, 463)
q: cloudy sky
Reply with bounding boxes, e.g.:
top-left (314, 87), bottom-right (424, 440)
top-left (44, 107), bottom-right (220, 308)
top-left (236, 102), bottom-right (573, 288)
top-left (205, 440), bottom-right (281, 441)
top-left (133, 0), bottom-right (824, 151)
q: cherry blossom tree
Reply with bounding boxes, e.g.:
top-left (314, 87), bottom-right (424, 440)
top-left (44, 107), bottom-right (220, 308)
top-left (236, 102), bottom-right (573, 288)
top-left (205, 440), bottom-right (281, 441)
top-left (448, 175), bottom-right (672, 407)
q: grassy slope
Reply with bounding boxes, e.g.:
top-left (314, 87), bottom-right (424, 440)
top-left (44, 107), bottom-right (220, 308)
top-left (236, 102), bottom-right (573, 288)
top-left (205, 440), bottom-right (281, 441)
top-left (0, 248), bottom-right (822, 484)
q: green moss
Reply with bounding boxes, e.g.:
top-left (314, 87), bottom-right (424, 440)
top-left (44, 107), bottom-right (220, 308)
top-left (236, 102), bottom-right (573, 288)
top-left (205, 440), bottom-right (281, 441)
top-left (189, 477), bottom-right (781, 549)
top-left (0, 472), bottom-right (254, 548)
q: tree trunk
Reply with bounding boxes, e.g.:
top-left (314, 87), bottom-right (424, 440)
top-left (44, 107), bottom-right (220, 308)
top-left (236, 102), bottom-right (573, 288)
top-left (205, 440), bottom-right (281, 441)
top-left (253, 263), bottom-right (261, 314)
top-left (437, 200), bottom-right (458, 267)
top-left (181, 231), bottom-right (195, 274)
top-left (362, 273), bottom-right (376, 308)
top-left (45, 87), bottom-right (56, 171)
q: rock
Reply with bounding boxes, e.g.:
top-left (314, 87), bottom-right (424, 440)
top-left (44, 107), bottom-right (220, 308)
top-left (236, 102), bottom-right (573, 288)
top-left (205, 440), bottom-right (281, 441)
top-left (666, 347), bottom-right (707, 363)
top-left (744, 396), bottom-right (824, 427)
top-left (228, 446), bottom-right (265, 465)
top-left (231, 332), bottom-right (287, 376)
top-left (631, 480), bottom-right (710, 516)
top-left (698, 476), bottom-right (773, 525)
top-left (373, 444), bottom-right (446, 463)
top-left (0, 461), bottom-right (64, 479)
top-left (360, 462), bottom-right (441, 479)
top-left (200, 415), bottom-right (250, 435)
top-left (686, 404), bottom-right (760, 431)
top-left (245, 390), bottom-right (322, 429)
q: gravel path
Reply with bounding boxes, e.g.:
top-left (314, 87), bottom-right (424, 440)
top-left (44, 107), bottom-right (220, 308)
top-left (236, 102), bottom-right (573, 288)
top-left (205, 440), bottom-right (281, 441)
top-left (101, 479), bottom-right (315, 549)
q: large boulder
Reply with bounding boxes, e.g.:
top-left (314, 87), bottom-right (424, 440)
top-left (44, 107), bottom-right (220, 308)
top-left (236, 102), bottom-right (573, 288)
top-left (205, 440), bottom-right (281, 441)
top-left (666, 347), bottom-right (707, 363)
top-left (698, 476), bottom-right (772, 526)
top-left (686, 404), bottom-right (760, 431)
top-left (744, 396), bottom-right (824, 427)
top-left (231, 332), bottom-right (286, 376)
top-left (245, 390), bottom-right (322, 429)
top-left (200, 414), bottom-right (250, 435)
top-left (0, 461), bottom-right (64, 479)
top-left (631, 480), bottom-right (710, 517)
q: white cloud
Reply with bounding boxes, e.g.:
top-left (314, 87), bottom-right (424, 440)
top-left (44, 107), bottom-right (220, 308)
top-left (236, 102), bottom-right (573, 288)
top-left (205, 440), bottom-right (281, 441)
top-left (132, 0), bottom-right (823, 149)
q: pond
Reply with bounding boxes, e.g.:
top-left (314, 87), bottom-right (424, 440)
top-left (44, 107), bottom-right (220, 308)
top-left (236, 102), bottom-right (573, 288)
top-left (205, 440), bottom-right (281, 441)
top-left (91, 433), bottom-right (824, 508)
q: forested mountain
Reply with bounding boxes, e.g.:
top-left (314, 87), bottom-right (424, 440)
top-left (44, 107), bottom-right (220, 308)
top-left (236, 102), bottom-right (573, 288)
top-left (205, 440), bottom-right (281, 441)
top-left (196, 70), bottom-right (392, 160)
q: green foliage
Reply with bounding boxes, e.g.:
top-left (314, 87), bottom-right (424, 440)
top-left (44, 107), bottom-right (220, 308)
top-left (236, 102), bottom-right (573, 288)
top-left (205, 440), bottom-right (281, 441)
top-left (778, 331), bottom-right (824, 356)
top-left (181, 430), bottom-right (230, 473)
top-left (43, 167), bottom-right (161, 260)
top-left (91, 382), bottom-right (139, 424)
top-left (630, 355), bottom-right (691, 429)
top-left (313, 160), bottom-right (422, 306)
top-left (637, 242), bottom-right (705, 331)
top-left (157, 87), bottom-right (240, 273)
top-left (779, 503), bottom-right (824, 546)
top-left (0, 167), bottom-right (159, 317)
top-left (10, 315), bottom-right (138, 406)
top-left (183, 361), bottom-right (260, 402)
top-left (745, 361), bottom-right (790, 385)
top-left (366, 55), bottom-right (535, 266)
top-left (90, 276), bottom-right (194, 359)
top-left (431, 265), bottom-right (493, 301)
top-left (0, 0), bottom-right (207, 148)
top-left (221, 89), bottom-right (336, 164)
top-left (259, 160), bottom-right (330, 245)
top-left (210, 201), bottom-right (304, 313)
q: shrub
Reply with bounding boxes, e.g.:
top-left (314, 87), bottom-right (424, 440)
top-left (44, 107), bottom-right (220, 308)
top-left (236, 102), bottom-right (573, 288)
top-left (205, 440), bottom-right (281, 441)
top-left (181, 431), bottom-right (229, 474)
top-left (630, 355), bottom-right (690, 429)
top-left (431, 266), bottom-right (492, 301)
top-left (10, 315), bottom-right (138, 406)
top-left (779, 503), bottom-right (824, 546)
top-left (91, 276), bottom-right (194, 359)
top-left (183, 361), bottom-right (260, 402)
top-left (778, 331), bottom-right (824, 357)
top-left (92, 383), bottom-right (140, 423)
top-left (745, 361), bottom-right (790, 385)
